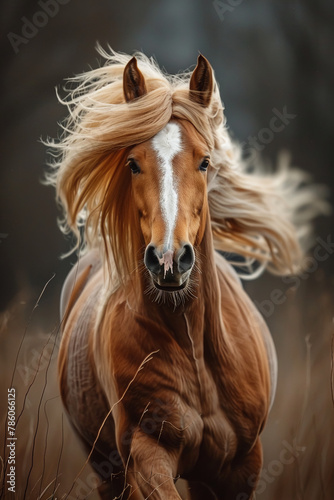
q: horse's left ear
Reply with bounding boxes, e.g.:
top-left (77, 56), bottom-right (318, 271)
top-left (189, 54), bottom-right (213, 107)
top-left (123, 57), bottom-right (147, 102)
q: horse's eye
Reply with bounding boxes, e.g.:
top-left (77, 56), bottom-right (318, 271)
top-left (199, 158), bottom-right (210, 172)
top-left (127, 159), bottom-right (141, 174)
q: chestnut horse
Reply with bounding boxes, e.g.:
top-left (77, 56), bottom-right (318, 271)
top-left (48, 49), bottom-right (318, 499)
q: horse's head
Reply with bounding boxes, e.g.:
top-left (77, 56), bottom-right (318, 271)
top-left (123, 55), bottom-right (213, 292)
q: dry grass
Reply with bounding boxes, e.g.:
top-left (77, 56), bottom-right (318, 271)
top-left (0, 286), bottom-right (100, 500)
top-left (258, 273), bottom-right (334, 500)
top-left (0, 270), bottom-right (333, 499)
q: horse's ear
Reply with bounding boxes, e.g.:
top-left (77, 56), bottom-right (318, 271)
top-left (123, 57), bottom-right (147, 103)
top-left (189, 54), bottom-right (213, 107)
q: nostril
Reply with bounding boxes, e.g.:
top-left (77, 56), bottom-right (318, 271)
top-left (178, 244), bottom-right (195, 273)
top-left (144, 245), bottom-right (161, 274)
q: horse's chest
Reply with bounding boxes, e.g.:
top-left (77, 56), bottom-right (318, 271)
top-left (172, 362), bottom-right (238, 475)
top-left (178, 400), bottom-right (237, 478)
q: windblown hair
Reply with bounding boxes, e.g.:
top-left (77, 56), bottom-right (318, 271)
top-left (45, 46), bottom-right (328, 281)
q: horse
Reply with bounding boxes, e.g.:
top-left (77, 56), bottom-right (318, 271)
top-left (46, 48), bottom-right (321, 499)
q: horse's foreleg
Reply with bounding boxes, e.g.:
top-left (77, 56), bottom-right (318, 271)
top-left (125, 430), bottom-right (182, 500)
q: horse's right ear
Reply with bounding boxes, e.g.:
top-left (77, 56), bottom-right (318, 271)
top-left (123, 57), bottom-right (147, 102)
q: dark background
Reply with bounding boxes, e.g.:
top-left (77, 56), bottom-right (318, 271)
top-left (0, 1), bottom-right (334, 498)
top-left (1, 0), bottom-right (333, 311)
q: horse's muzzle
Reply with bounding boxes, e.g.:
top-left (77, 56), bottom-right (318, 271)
top-left (144, 243), bottom-right (195, 291)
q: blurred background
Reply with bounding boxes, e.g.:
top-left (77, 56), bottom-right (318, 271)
top-left (0, 0), bottom-right (333, 498)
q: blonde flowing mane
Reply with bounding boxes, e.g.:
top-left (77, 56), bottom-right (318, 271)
top-left (45, 46), bottom-right (328, 280)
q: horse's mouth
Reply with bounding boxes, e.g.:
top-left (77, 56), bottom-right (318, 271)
top-left (153, 280), bottom-right (187, 292)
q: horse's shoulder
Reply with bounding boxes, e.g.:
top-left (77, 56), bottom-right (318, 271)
top-left (214, 252), bottom-right (277, 413)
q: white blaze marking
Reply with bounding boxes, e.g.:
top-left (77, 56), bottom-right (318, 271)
top-left (152, 122), bottom-right (182, 252)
